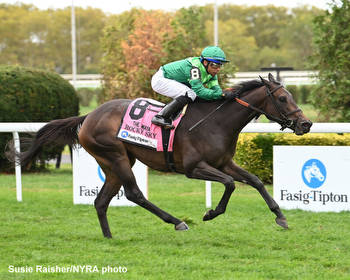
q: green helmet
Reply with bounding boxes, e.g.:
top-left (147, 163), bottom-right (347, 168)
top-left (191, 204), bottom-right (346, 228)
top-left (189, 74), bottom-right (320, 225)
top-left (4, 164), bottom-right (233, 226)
top-left (201, 46), bottom-right (230, 63)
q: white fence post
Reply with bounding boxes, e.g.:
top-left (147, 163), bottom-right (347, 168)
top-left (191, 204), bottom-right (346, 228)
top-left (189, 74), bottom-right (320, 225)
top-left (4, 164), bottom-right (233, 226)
top-left (205, 181), bottom-right (212, 208)
top-left (12, 132), bottom-right (22, 202)
top-left (0, 123), bottom-right (47, 202)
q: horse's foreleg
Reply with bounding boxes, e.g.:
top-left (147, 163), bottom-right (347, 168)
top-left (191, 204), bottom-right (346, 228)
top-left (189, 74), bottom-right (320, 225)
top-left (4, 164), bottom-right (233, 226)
top-left (186, 161), bottom-right (235, 221)
top-left (223, 160), bottom-right (288, 229)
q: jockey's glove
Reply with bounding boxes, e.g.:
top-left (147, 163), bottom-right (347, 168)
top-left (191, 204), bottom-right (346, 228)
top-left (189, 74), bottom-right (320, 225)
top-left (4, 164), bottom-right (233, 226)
top-left (222, 91), bottom-right (239, 100)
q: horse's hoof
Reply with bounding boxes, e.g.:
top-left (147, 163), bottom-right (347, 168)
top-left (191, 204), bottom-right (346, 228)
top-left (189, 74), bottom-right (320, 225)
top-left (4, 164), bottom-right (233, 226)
top-left (275, 217), bottom-right (288, 229)
top-left (203, 209), bottom-right (214, 221)
top-left (175, 222), bottom-right (189, 231)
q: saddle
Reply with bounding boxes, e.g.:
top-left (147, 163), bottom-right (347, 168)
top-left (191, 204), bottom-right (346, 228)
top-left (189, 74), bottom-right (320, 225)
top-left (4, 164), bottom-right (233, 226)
top-left (117, 98), bottom-right (185, 171)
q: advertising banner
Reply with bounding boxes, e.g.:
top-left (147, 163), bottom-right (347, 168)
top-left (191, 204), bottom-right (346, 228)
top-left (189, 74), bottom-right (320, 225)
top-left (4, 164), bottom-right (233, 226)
top-left (73, 147), bottom-right (148, 206)
top-left (273, 146), bottom-right (350, 212)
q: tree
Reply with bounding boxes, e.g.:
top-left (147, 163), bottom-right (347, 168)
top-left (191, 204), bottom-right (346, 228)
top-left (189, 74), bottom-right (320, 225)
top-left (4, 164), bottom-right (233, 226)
top-left (101, 7), bottom-right (212, 102)
top-left (205, 18), bottom-right (256, 71)
top-left (0, 4), bottom-right (106, 73)
top-left (205, 4), bottom-right (291, 49)
top-left (121, 10), bottom-right (173, 99)
top-left (0, 4), bottom-right (42, 65)
top-left (101, 9), bottom-right (137, 101)
top-left (73, 7), bottom-right (107, 73)
top-left (163, 6), bottom-right (209, 62)
top-left (309, 0), bottom-right (350, 121)
top-left (278, 6), bottom-right (323, 69)
top-left (44, 8), bottom-right (71, 73)
top-left (42, 7), bottom-right (107, 73)
top-left (202, 4), bottom-right (323, 71)
top-left (101, 9), bottom-right (172, 101)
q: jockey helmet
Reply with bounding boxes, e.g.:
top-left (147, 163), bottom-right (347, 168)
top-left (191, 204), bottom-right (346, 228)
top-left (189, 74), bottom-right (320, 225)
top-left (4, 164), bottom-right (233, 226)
top-left (201, 46), bottom-right (230, 64)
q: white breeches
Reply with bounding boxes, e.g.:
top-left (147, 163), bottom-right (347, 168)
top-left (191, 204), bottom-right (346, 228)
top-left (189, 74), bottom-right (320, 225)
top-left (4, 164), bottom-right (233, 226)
top-left (151, 68), bottom-right (197, 101)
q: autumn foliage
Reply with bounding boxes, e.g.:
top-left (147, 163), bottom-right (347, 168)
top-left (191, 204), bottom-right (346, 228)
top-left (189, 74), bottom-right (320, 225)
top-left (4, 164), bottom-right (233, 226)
top-left (100, 5), bottom-right (323, 102)
top-left (101, 8), bottom-right (208, 102)
top-left (120, 10), bottom-right (173, 99)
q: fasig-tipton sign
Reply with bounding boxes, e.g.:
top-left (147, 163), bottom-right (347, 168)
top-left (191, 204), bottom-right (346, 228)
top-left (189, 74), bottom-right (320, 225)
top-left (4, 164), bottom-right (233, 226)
top-left (73, 147), bottom-right (148, 206)
top-left (273, 146), bottom-right (350, 212)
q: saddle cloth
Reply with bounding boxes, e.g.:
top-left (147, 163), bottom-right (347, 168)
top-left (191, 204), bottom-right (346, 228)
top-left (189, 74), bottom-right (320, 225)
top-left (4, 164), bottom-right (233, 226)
top-left (117, 98), bottom-right (184, 151)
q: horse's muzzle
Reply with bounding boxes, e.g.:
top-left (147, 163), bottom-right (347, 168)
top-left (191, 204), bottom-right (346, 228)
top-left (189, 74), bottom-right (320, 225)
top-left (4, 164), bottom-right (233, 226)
top-left (295, 119), bottom-right (312, 135)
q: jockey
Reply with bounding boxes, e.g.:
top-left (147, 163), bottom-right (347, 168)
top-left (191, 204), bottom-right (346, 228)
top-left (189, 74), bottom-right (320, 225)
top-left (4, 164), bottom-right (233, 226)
top-left (151, 46), bottom-right (235, 129)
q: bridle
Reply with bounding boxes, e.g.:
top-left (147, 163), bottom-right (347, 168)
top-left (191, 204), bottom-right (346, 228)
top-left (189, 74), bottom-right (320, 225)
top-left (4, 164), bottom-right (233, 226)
top-left (235, 83), bottom-right (301, 131)
top-left (188, 82), bottom-right (302, 133)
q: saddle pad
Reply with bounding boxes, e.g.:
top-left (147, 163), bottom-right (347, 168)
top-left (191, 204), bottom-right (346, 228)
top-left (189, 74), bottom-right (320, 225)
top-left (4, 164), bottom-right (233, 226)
top-left (117, 98), bottom-right (183, 151)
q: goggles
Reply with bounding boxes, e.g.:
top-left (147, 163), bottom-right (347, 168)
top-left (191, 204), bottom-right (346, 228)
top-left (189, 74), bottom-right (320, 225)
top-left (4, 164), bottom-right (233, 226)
top-left (209, 61), bottom-right (223, 69)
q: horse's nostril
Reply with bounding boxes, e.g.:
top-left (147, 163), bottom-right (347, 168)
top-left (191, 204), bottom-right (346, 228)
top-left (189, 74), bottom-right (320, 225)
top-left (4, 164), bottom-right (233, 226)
top-left (302, 121), bottom-right (312, 128)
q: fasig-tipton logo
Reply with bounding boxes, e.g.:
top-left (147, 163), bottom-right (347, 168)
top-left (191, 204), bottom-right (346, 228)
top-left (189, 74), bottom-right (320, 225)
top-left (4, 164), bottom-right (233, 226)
top-left (120, 130), bottom-right (129, 138)
top-left (301, 159), bottom-right (326, 188)
top-left (78, 166), bottom-right (124, 199)
top-left (280, 158), bottom-right (348, 206)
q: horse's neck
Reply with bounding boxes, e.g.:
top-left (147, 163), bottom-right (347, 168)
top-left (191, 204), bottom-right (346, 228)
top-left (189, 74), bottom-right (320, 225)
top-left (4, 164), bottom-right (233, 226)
top-left (187, 87), bottom-right (266, 134)
top-left (220, 86), bottom-right (266, 132)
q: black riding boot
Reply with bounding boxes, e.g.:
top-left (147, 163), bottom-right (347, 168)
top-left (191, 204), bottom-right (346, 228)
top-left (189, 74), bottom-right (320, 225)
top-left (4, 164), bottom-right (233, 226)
top-left (152, 96), bottom-right (191, 129)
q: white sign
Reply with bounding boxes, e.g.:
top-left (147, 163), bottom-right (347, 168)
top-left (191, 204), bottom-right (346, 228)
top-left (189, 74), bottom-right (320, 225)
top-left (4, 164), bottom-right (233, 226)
top-left (273, 146), bottom-right (350, 212)
top-left (73, 147), bottom-right (148, 206)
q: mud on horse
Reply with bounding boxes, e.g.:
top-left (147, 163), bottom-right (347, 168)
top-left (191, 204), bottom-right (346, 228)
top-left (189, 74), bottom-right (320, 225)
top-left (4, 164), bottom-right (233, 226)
top-left (11, 73), bottom-right (312, 238)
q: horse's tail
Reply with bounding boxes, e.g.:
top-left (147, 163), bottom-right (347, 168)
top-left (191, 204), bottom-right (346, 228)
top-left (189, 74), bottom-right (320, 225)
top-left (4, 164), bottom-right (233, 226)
top-left (7, 115), bottom-right (87, 167)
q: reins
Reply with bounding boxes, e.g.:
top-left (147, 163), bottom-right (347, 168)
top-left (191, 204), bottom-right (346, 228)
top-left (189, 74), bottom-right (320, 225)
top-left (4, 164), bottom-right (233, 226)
top-left (188, 84), bottom-right (301, 132)
top-left (234, 84), bottom-right (301, 131)
top-left (188, 99), bottom-right (231, 132)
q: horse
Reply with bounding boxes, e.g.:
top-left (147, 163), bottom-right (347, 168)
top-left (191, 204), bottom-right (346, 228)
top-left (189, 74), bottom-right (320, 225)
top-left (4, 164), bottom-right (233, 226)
top-left (11, 73), bottom-right (312, 238)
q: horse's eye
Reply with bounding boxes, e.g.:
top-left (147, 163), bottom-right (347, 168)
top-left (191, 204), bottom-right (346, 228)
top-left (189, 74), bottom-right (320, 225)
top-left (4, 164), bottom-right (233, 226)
top-left (279, 96), bottom-right (287, 103)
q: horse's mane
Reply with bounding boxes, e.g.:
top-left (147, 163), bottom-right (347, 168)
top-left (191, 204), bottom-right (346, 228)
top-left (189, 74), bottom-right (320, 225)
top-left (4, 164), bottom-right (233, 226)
top-left (231, 79), bottom-right (264, 97)
top-left (193, 79), bottom-right (264, 104)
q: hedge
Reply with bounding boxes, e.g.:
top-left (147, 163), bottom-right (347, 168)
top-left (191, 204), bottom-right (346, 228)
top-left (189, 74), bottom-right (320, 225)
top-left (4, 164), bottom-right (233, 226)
top-left (235, 133), bottom-right (350, 184)
top-left (76, 87), bottom-right (102, 106)
top-left (285, 84), bottom-right (317, 104)
top-left (0, 65), bottom-right (79, 171)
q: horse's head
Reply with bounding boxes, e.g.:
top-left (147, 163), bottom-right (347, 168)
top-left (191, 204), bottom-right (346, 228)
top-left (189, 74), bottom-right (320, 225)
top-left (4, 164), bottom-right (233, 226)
top-left (304, 162), bottom-right (325, 182)
top-left (259, 73), bottom-right (312, 135)
top-left (309, 162), bottom-right (325, 181)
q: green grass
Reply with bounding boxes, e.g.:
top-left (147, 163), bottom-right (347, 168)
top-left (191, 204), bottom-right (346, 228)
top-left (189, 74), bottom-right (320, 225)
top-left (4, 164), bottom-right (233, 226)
top-left (1, 165), bottom-right (350, 279)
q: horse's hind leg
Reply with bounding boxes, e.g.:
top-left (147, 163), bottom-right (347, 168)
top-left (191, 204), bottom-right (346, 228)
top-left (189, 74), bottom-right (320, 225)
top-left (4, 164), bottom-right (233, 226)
top-left (223, 160), bottom-right (288, 229)
top-left (113, 158), bottom-right (188, 231)
top-left (95, 150), bottom-right (188, 232)
top-left (124, 185), bottom-right (188, 231)
top-left (94, 176), bottom-right (122, 238)
top-left (94, 155), bottom-right (135, 238)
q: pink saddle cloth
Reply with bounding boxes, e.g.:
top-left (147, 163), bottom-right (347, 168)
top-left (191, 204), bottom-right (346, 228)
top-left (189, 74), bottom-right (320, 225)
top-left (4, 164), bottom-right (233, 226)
top-left (117, 98), bottom-right (184, 151)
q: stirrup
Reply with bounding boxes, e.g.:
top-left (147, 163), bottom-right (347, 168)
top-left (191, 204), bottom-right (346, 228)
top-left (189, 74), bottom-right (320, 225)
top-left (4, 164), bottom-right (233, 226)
top-left (151, 115), bottom-right (174, 129)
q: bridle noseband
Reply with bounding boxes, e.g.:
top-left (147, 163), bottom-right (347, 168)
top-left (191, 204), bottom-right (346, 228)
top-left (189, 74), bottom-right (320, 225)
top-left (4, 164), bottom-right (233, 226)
top-left (265, 84), bottom-right (301, 130)
top-left (235, 84), bottom-right (301, 131)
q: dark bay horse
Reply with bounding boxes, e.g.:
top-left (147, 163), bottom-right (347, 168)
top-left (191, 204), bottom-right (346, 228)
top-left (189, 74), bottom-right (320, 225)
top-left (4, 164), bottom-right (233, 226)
top-left (13, 73), bottom-right (312, 238)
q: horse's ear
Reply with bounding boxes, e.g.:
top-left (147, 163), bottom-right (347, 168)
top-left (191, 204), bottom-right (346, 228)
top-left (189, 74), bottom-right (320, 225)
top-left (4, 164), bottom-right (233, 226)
top-left (259, 75), bottom-right (268, 85)
top-left (268, 73), bottom-right (276, 82)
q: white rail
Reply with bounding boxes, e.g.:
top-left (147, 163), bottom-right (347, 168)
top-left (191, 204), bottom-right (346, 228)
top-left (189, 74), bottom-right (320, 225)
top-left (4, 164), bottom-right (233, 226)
top-left (61, 71), bottom-right (319, 88)
top-left (1, 122), bottom-right (350, 204)
top-left (230, 71), bottom-right (318, 85)
top-left (242, 122), bottom-right (350, 133)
